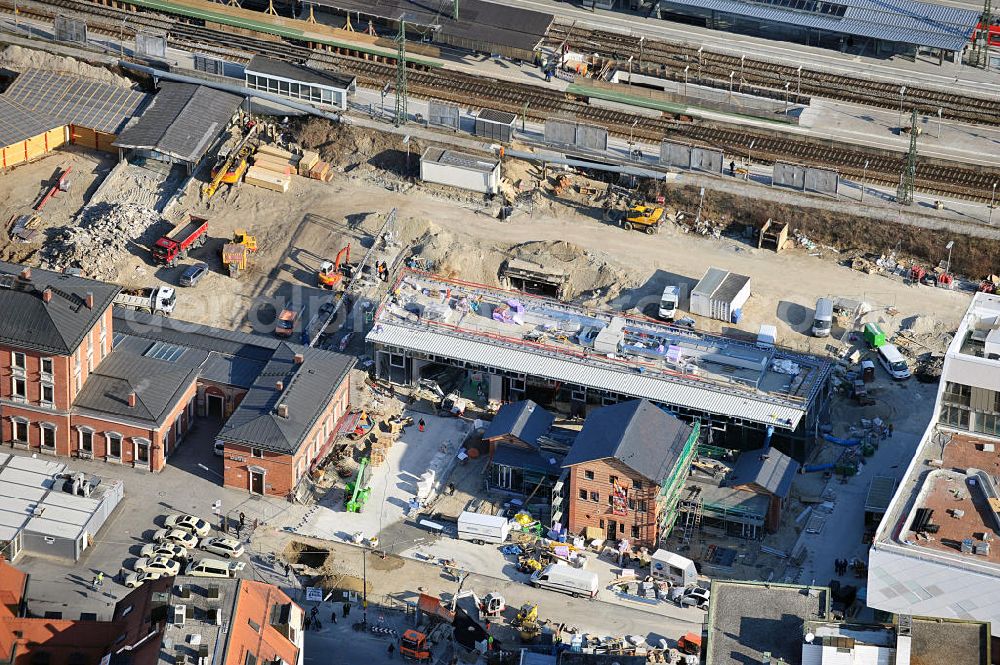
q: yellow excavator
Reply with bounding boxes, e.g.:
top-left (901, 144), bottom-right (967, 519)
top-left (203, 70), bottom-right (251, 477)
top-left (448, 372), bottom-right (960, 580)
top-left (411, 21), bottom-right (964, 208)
top-left (512, 603), bottom-right (540, 642)
top-left (202, 125), bottom-right (259, 200)
top-left (221, 229), bottom-right (258, 277)
top-left (621, 204), bottom-right (665, 234)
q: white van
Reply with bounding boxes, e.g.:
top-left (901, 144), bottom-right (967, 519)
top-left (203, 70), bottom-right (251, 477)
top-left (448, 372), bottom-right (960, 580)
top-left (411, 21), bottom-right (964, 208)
top-left (457, 511), bottom-right (510, 545)
top-left (658, 285), bottom-right (680, 321)
top-left (877, 343), bottom-right (911, 380)
top-left (530, 564), bottom-right (599, 598)
top-left (184, 558), bottom-right (246, 578)
top-left (812, 298), bottom-right (834, 337)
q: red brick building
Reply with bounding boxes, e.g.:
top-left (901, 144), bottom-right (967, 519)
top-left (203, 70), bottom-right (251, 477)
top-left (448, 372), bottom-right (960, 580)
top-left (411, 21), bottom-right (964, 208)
top-left (562, 399), bottom-right (697, 548)
top-left (0, 261), bottom-right (354, 498)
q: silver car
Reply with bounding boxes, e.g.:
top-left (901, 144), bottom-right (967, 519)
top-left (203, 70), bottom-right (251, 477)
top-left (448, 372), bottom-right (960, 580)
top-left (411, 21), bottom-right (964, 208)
top-left (199, 537), bottom-right (245, 559)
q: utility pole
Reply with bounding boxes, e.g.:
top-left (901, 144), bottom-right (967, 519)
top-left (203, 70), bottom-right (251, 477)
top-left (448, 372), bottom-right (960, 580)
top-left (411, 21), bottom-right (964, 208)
top-left (394, 18), bottom-right (407, 127)
top-left (896, 108), bottom-right (918, 206)
top-left (973, 0), bottom-right (993, 68)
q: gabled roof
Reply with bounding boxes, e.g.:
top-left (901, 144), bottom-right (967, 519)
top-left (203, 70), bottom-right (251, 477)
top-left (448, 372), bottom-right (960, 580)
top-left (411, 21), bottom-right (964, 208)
top-left (562, 399), bottom-right (692, 484)
top-left (74, 347), bottom-right (201, 425)
top-left (0, 95), bottom-right (61, 148)
top-left (217, 343), bottom-right (354, 454)
top-left (0, 262), bottom-right (119, 355)
top-left (114, 83), bottom-right (242, 163)
top-left (727, 447), bottom-right (799, 498)
top-left (483, 400), bottom-right (554, 447)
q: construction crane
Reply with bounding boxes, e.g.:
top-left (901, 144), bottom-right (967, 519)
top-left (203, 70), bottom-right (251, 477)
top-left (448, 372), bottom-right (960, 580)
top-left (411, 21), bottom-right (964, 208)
top-left (203, 125), bottom-right (259, 200)
top-left (317, 244), bottom-right (351, 289)
top-left (896, 108), bottom-right (918, 206)
top-left (345, 457), bottom-right (371, 513)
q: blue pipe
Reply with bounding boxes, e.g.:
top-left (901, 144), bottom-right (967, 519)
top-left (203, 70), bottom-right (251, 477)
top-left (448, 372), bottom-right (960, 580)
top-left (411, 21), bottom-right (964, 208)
top-left (823, 434), bottom-right (861, 446)
top-left (803, 463), bottom-right (836, 473)
top-left (762, 425), bottom-right (775, 454)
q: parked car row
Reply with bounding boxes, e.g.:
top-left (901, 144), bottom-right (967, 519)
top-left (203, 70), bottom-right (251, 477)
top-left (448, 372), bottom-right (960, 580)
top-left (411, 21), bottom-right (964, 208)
top-left (121, 513), bottom-right (246, 588)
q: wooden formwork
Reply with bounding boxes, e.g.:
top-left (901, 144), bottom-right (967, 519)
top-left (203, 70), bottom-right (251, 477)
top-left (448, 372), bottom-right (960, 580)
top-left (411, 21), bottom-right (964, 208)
top-left (1, 127), bottom-right (67, 169)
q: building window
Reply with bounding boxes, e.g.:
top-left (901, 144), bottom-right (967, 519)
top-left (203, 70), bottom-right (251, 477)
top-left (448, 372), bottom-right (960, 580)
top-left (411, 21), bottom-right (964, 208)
top-left (11, 418), bottom-right (28, 444)
top-left (11, 352), bottom-right (25, 371)
top-left (40, 383), bottom-right (54, 407)
top-left (106, 433), bottom-right (122, 459)
top-left (628, 498), bottom-right (635, 510)
top-left (599, 520), bottom-right (605, 529)
top-left (252, 448), bottom-right (263, 458)
top-left (975, 413), bottom-right (1000, 437)
top-left (619, 523), bottom-right (625, 533)
top-left (631, 526), bottom-right (640, 538)
top-left (40, 357), bottom-right (53, 377)
top-left (579, 489), bottom-right (587, 500)
top-left (637, 500), bottom-right (647, 513)
top-left (74, 369), bottom-right (81, 392)
top-left (609, 475), bottom-right (618, 485)
top-left (590, 491), bottom-right (599, 502)
top-left (40, 424), bottom-right (56, 449)
top-left (943, 382), bottom-right (972, 406)
top-left (79, 428), bottom-right (94, 455)
top-left (634, 481), bottom-right (642, 491)
top-left (248, 618), bottom-right (260, 633)
top-left (939, 404), bottom-right (970, 430)
top-left (584, 470), bottom-right (595, 480)
top-left (11, 377), bottom-right (26, 401)
top-left (135, 439), bottom-right (150, 465)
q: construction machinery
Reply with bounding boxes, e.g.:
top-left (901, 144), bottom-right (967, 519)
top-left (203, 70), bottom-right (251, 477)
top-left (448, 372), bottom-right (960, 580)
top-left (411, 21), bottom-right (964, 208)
top-left (220, 229), bottom-right (258, 278)
top-left (512, 603), bottom-right (540, 642)
top-left (399, 629), bottom-right (431, 662)
top-left (318, 244), bottom-right (351, 289)
top-left (152, 216), bottom-right (209, 267)
top-left (203, 125), bottom-right (259, 200)
top-left (344, 457), bottom-right (371, 513)
top-left (477, 592), bottom-right (505, 618)
top-left (677, 632), bottom-right (702, 656)
top-left (620, 204), bottom-right (665, 234)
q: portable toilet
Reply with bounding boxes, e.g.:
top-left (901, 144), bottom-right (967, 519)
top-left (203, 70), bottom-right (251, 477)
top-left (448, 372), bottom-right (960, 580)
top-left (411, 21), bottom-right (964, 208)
top-left (650, 549), bottom-right (698, 587)
top-left (863, 322), bottom-right (886, 349)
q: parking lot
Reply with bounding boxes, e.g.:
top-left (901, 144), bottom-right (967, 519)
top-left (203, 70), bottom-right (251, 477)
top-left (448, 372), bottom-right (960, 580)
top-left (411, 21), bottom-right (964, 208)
top-left (13, 419), bottom-right (304, 619)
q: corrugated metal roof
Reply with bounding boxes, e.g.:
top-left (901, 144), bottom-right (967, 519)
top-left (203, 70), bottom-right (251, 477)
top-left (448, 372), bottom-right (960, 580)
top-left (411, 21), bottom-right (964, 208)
top-left (367, 323), bottom-right (807, 427)
top-left (421, 147), bottom-right (499, 173)
top-left (660, 0), bottom-right (977, 51)
top-left (4, 69), bottom-right (149, 134)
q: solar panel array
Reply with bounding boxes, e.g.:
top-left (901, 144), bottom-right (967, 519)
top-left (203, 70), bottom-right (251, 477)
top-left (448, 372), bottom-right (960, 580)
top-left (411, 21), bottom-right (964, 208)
top-left (5, 70), bottom-right (149, 134)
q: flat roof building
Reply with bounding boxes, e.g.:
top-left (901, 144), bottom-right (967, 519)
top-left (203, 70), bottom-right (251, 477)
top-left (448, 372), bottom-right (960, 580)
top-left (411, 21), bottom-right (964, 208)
top-left (245, 56), bottom-right (356, 111)
top-left (869, 293), bottom-right (1000, 637)
top-left (420, 147), bottom-right (501, 195)
top-left (368, 270), bottom-right (834, 452)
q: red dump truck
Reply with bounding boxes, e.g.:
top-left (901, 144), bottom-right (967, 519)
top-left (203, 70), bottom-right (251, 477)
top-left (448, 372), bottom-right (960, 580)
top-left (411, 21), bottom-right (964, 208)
top-left (152, 215), bottom-right (209, 267)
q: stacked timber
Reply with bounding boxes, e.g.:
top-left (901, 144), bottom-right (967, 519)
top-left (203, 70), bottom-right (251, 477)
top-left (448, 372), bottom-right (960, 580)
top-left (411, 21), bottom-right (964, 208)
top-left (245, 166), bottom-right (289, 193)
top-left (246, 144), bottom-right (298, 192)
top-left (298, 150), bottom-right (320, 175)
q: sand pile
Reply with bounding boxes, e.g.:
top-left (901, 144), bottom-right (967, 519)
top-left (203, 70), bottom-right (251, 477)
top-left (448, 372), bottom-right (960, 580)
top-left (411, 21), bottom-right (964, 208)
top-left (0, 46), bottom-right (131, 86)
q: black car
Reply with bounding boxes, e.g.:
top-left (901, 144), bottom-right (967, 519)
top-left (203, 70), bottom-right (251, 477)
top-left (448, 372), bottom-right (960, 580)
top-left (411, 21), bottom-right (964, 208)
top-left (179, 262), bottom-right (208, 287)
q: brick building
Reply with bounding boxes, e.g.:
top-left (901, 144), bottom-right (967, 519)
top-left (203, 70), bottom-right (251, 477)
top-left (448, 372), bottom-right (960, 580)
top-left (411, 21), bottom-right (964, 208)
top-left (562, 399), bottom-right (698, 548)
top-left (0, 261), bottom-right (354, 498)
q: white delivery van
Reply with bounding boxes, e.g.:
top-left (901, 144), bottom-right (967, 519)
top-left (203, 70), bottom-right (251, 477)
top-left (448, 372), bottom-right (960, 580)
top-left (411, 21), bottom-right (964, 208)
top-left (658, 285), bottom-right (680, 321)
top-left (877, 343), bottom-right (911, 380)
top-left (649, 549), bottom-right (698, 587)
top-left (184, 558), bottom-right (245, 578)
top-left (530, 564), bottom-right (599, 598)
top-left (457, 511), bottom-right (511, 545)
top-left (812, 298), bottom-right (834, 337)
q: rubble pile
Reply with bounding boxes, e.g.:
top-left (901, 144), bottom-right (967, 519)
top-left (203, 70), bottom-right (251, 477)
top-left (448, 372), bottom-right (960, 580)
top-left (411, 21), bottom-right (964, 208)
top-left (40, 202), bottom-right (164, 281)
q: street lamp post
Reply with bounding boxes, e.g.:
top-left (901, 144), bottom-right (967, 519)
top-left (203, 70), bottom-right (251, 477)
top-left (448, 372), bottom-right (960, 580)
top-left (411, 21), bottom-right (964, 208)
top-left (898, 85), bottom-right (906, 131)
top-left (784, 81), bottom-right (790, 116)
top-left (695, 187), bottom-right (705, 224)
top-left (628, 119), bottom-right (638, 161)
top-left (729, 71), bottom-right (734, 101)
top-left (745, 139), bottom-right (755, 181)
top-left (991, 181), bottom-right (998, 225)
top-left (937, 108), bottom-right (942, 139)
top-left (796, 65), bottom-right (802, 101)
top-left (697, 46), bottom-right (703, 81)
top-left (639, 36), bottom-right (645, 68)
top-left (945, 240), bottom-right (954, 275)
top-left (861, 159), bottom-right (869, 203)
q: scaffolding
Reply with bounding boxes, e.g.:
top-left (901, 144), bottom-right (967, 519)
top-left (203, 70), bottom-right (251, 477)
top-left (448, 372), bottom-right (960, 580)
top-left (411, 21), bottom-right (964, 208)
top-left (657, 421), bottom-right (701, 538)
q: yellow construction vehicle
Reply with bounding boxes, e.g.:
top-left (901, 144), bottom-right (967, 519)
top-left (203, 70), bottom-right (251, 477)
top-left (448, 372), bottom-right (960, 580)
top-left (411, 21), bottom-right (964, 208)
top-left (621, 204), bottom-right (665, 234)
top-left (202, 125), bottom-right (259, 200)
top-left (220, 229), bottom-right (258, 278)
top-left (512, 603), bottom-right (540, 642)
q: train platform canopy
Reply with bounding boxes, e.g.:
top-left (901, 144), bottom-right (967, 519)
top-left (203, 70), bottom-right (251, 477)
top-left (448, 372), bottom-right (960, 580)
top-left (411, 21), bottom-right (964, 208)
top-left (4, 69), bottom-right (149, 134)
top-left (311, 0), bottom-right (553, 60)
top-left (114, 82), bottom-right (243, 166)
top-left (658, 0), bottom-right (978, 52)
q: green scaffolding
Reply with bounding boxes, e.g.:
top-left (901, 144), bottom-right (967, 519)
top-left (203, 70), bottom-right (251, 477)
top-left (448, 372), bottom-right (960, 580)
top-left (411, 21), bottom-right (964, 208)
top-left (657, 421), bottom-right (700, 536)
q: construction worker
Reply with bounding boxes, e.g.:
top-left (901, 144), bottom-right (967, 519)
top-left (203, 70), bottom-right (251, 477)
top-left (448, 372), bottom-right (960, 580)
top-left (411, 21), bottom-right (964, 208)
top-left (96, 572), bottom-right (104, 587)
top-left (418, 418), bottom-right (425, 433)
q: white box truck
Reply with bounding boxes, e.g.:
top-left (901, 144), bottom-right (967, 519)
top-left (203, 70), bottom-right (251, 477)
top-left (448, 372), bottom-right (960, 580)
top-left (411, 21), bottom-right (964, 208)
top-left (649, 549), bottom-right (697, 587)
top-left (457, 511), bottom-right (510, 545)
top-left (530, 563), bottom-right (599, 598)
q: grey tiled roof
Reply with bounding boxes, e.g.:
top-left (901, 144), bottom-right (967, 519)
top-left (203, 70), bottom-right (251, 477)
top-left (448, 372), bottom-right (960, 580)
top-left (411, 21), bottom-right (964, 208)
top-left (114, 83), bottom-right (242, 163)
top-left (74, 348), bottom-right (200, 425)
top-left (0, 261), bottom-right (120, 355)
top-left (483, 400), bottom-right (554, 447)
top-left (728, 446), bottom-right (800, 498)
top-left (562, 399), bottom-right (692, 484)
top-left (217, 343), bottom-right (355, 453)
top-left (112, 310), bottom-right (278, 361)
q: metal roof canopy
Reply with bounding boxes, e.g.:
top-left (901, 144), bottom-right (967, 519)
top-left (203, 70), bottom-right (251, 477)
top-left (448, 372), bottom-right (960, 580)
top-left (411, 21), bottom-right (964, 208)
top-left (367, 322), bottom-right (809, 428)
top-left (0, 96), bottom-right (61, 148)
top-left (660, 0), bottom-right (978, 51)
top-left (5, 69), bottom-right (149, 134)
top-left (421, 147), bottom-right (499, 173)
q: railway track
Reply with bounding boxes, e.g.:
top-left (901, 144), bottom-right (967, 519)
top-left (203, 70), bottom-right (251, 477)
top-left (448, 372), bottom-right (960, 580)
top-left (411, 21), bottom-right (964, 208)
top-left (5, 0), bottom-right (1000, 202)
top-left (548, 24), bottom-right (1000, 127)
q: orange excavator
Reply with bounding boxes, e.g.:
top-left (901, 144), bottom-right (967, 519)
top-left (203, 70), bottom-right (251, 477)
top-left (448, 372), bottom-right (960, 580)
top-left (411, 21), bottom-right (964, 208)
top-left (318, 244), bottom-right (351, 289)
